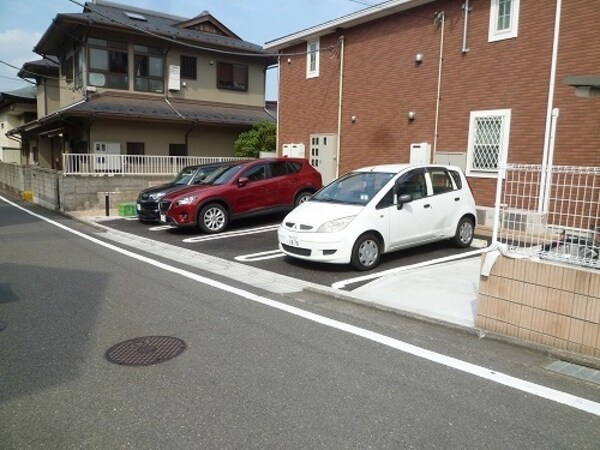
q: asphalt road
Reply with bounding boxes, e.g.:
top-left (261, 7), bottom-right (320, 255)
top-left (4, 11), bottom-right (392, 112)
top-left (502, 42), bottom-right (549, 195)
top-left (1, 195), bottom-right (599, 449)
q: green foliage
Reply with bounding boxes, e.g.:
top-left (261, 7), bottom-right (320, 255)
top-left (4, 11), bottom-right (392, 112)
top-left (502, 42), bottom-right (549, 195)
top-left (234, 121), bottom-right (276, 158)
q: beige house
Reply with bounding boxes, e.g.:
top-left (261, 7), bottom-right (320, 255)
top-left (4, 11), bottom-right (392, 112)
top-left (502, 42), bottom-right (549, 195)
top-left (9, 0), bottom-right (275, 170)
top-left (0, 87), bottom-right (37, 164)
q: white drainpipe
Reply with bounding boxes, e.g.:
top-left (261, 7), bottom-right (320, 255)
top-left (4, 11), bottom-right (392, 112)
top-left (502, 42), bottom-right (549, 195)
top-left (539, 0), bottom-right (562, 213)
top-left (336, 36), bottom-right (345, 178)
top-left (433, 12), bottom-right (445, 161)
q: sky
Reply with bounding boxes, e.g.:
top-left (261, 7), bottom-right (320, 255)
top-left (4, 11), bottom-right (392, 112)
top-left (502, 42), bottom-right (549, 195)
top-left (0, 0), bottom-right (373, 100)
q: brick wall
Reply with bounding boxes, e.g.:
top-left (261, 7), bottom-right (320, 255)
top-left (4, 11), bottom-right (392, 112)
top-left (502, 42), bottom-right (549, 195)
top-left (278, 0), bottom-right (600, 206)
top-left (478, 255), bottom-right (600, 360)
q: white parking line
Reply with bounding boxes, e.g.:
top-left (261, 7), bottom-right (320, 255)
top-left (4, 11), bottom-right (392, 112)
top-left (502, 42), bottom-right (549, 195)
top-left (332, 247), bottom-right (487, 290)
top-left (2, 194), bottom-right (599, 418)
top-left (182, 224), bottom-right (279, 243)
top-left (235, 249), bottom-right (285, 262)
top-left (149, 224), bottom-right (176, 231)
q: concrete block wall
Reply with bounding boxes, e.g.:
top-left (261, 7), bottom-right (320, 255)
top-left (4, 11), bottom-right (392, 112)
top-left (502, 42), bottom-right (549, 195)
top-left (0, 162), bottom-right (29, 195)
top-left (477, 255), bottom-right (600, 360)
top-left (59, 175), bottom-right (170, 212)
top-left (30, 167), bottom-right (60, 210)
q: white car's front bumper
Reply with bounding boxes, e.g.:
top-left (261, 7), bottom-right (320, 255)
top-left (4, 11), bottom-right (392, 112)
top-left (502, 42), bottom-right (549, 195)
top-left (278, 226), bottom-right (354, 264)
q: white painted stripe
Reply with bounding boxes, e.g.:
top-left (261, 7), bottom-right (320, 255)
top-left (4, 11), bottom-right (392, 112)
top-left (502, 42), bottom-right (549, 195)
top-left (182, 224), bottom-right (279, 243)
top-left (332, 247), bottom-right (487, 289)
top-left (149, 225), bottom-right (176, 231)
top-left (2, 194), bottom-right (599, 417)
top-left (235, 249), bottom-right (285, 262)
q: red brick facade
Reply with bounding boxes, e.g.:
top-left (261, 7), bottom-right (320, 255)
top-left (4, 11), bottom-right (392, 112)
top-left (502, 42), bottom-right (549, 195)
top-left (274, 0), bottom-right (599, 207)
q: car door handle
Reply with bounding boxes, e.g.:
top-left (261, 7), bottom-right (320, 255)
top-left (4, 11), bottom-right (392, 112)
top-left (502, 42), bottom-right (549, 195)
top-left (424, 204), bottom-right (431, 209)
top-left (455, 197), bottom-right (461, 202)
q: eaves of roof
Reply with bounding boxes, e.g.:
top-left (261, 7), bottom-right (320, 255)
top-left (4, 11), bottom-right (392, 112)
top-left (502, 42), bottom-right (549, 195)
top-left (7, 94), bottom-right (274, 136)
top-left (264, 0), bottom-right (434, 50)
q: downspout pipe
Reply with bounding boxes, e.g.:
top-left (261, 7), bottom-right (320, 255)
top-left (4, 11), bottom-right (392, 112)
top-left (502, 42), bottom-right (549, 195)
top-left (336, 36), bottom-right (345, 178)
top-left (539, 0), bottom-right (562, 213)
top-left (432, 12), bottom-right (445, 161)
top-left (462, 0), bottom-right (471, 53)
top-left (275, 53), bottom-right (281, 155)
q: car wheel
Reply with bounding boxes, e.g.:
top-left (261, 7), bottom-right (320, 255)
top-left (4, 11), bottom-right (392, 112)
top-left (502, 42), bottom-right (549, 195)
top-left (453, 216), bottom-right (474, 248)
top-left (351, 233), bottom-right (381, 271)
top-left (294, 191), bottom-right (313, 207)
top-left (198, 203), bottom-right (228, 234)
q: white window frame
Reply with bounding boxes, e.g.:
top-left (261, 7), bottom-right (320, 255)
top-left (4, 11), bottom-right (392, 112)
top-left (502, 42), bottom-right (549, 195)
top-left (466, 109), bottom-right (511, 178)
top-left (488, 0), bottom-right (520, 42)
top-left (306, 38), bottom-right (320, 79)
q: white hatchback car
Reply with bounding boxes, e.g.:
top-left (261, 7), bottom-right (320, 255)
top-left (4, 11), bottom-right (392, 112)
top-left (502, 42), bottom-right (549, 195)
top-left (278, 164), bottom-right (477, 270)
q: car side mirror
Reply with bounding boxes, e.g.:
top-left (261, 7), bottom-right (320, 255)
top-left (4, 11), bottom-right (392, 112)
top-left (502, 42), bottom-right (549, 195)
top-left (396, 193), bottom-right (412, 210)
top-left (237, 177), bottom-right (249, 187)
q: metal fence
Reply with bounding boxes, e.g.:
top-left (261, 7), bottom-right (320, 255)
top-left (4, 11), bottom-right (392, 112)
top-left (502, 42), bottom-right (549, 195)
top-left (494, 164), bottom-right (600, 270)
top-left (62, 154), bottom-right (247, 176)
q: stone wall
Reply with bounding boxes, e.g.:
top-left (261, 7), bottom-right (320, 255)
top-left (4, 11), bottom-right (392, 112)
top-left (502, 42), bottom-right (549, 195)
top-left (477, 255), bottom-right (600, 360)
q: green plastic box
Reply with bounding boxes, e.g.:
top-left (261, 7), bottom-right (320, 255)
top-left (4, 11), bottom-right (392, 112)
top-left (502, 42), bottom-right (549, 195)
top-left (118, 202), bottom-right (136, 217)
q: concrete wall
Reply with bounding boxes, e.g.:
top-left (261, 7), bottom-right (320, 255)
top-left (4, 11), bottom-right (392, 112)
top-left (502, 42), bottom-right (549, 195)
top-left (477, 255), bottom-right (600, 360)
top-left (59, 174), bottom-right (170, 212)
top-left (0, 161), bottom-right (170, 212)
top-left (0, 162), bottom-right (29, 195)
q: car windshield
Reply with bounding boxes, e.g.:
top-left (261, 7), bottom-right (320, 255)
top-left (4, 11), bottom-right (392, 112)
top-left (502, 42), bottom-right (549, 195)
top-left (172, 167), bottom-right (197, 185)
top-left (312, 171), bottom-right (394, 205)
top-left (201, 163), bottom-right (244, 185)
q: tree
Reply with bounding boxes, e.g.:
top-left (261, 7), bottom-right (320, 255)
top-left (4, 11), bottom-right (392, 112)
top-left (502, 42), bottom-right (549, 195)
top-left (234, 121), bottom-right (276, 158)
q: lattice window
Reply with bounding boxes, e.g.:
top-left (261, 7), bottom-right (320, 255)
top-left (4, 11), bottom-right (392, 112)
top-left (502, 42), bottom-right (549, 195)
top-left (467, 109), bottom-right (511, 177)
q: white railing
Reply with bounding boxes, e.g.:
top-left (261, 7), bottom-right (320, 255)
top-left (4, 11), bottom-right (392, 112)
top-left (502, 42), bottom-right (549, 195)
top-left (494, 164), bottom-right (600, 270)
top-left (62, 154), bottom-right (248, 176)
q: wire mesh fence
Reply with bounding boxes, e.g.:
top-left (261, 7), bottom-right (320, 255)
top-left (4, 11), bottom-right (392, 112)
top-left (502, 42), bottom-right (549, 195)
top-left (496, 164), bottom-right (600, 270)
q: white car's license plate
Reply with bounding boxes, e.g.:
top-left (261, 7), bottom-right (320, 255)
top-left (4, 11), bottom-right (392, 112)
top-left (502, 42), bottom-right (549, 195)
top-left (160, 214), bottom-right (166, 222)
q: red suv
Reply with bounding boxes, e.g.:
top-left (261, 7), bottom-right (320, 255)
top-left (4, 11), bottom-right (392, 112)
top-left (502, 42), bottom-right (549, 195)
top-left (159, 158), bottom-right (322, 233)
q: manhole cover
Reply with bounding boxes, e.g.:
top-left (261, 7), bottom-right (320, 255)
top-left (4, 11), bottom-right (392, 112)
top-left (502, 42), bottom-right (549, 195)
top-left (106, 336), bottom-right (186, 366)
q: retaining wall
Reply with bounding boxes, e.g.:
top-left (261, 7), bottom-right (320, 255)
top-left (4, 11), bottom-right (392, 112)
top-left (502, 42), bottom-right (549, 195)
top-left (477, 255), bottom-right (600, 361)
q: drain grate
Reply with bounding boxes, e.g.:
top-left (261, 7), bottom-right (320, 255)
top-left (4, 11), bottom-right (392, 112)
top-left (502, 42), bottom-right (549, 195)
top-left (546, 360), bottom-right (600, 386)
top-left (106, 336), bottom-right (186, 366)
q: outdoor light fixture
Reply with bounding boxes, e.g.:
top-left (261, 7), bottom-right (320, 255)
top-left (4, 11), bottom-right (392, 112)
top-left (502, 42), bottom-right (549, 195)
top-left (408, 111), bottom-right (416, 120)
top-left (415, 53), bottom-right (424, 64)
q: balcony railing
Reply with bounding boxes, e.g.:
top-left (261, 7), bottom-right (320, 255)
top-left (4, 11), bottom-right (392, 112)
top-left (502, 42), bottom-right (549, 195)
top-left (62, 154), bottom-right (247, 176)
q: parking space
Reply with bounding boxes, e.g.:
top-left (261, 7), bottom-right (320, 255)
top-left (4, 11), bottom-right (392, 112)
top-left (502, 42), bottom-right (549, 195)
top-left (99, 213), bottom-right (488, 288)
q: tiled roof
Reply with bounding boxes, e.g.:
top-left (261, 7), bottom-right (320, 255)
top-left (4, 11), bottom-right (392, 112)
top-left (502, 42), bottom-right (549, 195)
top-left (23, 94), bottom-right (275, 128)
top-left (36, 0), bottom-right (266, 56)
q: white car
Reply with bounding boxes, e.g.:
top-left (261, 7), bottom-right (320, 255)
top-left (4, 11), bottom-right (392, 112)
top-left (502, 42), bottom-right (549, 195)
top-left (278, 164), bottom-right (477, 270)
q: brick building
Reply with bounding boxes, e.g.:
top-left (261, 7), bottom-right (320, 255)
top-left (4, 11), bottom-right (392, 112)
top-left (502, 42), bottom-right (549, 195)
top-left (265, 0), bottom-right (599, 220)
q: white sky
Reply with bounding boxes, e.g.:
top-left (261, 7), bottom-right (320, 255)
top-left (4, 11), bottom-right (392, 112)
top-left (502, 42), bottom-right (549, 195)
top-left (0, 0), bottom-right (372, 99)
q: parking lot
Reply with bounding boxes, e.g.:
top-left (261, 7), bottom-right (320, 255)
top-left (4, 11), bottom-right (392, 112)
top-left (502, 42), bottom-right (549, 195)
top-left (99, 213), bottom-right (488, 289)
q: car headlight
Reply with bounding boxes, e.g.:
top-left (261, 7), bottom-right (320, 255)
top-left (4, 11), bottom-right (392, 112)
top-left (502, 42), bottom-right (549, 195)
top-left (175, 195), bottom-right (198, 206)
top-left (318, 216), bottom-right (355, 232)
top-left (149, 192), bottom-right (166, 200)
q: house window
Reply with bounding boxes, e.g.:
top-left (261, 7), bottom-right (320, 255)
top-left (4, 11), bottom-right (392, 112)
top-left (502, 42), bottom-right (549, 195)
top-left (180, 55), bottom-right (197, 80)
top-left (88, 38), bottom-right (128, 89)
top-left (306, 38), bottom-right (320, 78)
top-left (489, 0), bottom-right (520, 42)
top-left (217, 62), bottom-right (248, 91)
top-left (134, 45), bottom-right (164, 93)
top-left (126, 142), bottom-right (144, 164)
top-left (466, 109), bottom-right (511, 177)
